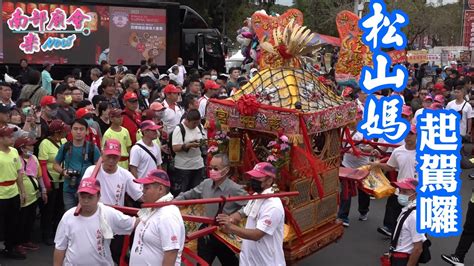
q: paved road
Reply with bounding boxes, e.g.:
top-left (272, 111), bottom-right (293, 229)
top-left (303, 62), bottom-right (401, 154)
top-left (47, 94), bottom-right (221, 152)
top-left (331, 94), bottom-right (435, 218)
top-left (1, 174), bottom-right (473, 266)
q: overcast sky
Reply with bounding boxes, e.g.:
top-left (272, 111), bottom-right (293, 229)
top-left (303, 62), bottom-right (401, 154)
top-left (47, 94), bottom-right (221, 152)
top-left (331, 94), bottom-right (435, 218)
top-left (276, 0), bottom-right (293, 6)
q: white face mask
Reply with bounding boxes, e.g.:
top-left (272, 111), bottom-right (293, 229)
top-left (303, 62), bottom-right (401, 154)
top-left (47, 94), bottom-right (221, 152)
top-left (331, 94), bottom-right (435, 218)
top-left (211, 75), bottom-right (218, 81)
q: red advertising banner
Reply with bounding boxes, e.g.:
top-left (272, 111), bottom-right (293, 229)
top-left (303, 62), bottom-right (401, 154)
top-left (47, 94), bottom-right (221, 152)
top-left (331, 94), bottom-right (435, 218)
top-left (463, 10), bottom-right (474, 50)
top-left (387, 49), bottom-right (407, 65)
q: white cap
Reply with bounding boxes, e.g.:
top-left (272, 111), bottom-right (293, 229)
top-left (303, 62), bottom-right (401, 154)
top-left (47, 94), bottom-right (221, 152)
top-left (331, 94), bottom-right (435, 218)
top-left (159, 74), bottom-right (169, 80)
top-left (250, 68), bottom-right (258, 73)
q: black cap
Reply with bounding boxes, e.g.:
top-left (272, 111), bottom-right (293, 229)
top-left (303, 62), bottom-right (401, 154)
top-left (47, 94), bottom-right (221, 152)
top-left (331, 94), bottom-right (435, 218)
top-left (0, 104), bottom-right (11, 113)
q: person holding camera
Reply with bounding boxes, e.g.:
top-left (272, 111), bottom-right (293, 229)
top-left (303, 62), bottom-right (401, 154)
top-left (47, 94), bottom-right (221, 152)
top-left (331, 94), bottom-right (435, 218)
top-left (171, 109), bottom-right (205, 194)
top-left (53, 118), bottom-right (100, 211)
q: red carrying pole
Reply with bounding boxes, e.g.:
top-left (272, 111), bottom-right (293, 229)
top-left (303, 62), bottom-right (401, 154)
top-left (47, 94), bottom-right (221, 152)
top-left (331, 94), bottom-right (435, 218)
top-left (141, 191), bottom-right (300, 208)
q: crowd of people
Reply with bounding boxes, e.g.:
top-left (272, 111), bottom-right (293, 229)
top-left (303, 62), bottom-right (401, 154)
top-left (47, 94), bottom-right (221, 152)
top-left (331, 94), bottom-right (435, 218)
top-left (0, 57), bottom-right (287, 266)
top-left (340, 62), bottom-right (474, 266)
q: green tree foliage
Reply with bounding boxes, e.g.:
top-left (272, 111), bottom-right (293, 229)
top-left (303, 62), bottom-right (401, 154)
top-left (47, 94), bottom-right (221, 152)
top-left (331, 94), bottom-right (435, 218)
top-left (294, 0), bottom-right (462, 48)
top-left (294, 0), bottom-right (353, 37)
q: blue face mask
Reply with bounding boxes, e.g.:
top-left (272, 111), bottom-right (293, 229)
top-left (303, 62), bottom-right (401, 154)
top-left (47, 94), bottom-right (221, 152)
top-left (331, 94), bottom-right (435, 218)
top-left (397, 194), bottom-right (412, 206)
top-left (141, 89), bottom-right (150, 98)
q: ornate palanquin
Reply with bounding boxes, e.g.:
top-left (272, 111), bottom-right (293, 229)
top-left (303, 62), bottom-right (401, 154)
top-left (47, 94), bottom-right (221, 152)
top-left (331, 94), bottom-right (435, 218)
top-left (205, 66), bottom-right (356, 263)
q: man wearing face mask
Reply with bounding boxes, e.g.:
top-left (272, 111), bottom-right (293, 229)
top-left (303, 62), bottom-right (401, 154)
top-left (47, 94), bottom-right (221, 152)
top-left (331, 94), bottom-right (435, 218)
top-left (216, 162), bottom-right (285, 266)
top-left (176, 154), bottom-right (247, 266)
top-left (55, 85), bottom-right (75, 125)
top-left (389, 178), bottom-right (426, 266)
top-left (39, 96), bottom-right (59, 140)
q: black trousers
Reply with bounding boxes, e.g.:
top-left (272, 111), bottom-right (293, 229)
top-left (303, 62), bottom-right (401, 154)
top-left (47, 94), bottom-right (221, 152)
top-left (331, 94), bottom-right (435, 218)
top-left (19, 201), bottom-right (38, 243)
top-left (0, 195), bottom-right (21, 250)
top-left (455, 201), bottom-right (474, 261)
top-left (197, 231), bottom-right (239, 266)
top-left (383, 194), bottom-right (403, 233)
top-left (110, 235), bottom-right (124, 265)
top-left (40, 183), bottom-right (64, 238)
top-left (172, 168), bottom-right (204, 195)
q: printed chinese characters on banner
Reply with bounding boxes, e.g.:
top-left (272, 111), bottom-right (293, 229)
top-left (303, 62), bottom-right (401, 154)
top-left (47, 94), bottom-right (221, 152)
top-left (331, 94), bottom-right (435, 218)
top-left (357, 0), bottom-right (409, 144)
top-left (7, 7), bottom-right (91, 54)
top-left (416, 110), bottom-right (462, 237)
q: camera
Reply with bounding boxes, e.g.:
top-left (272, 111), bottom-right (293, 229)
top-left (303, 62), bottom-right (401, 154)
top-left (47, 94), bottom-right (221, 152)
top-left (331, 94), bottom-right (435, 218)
top-left (65, 169), bottom-right (81, 187)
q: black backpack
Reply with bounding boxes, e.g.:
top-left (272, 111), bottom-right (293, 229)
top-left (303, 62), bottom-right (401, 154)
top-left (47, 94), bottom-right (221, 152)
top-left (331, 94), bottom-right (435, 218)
top-left (62, 141), bottom-right (96, 165)
top-left (168, 123), bottom-right (204, 157)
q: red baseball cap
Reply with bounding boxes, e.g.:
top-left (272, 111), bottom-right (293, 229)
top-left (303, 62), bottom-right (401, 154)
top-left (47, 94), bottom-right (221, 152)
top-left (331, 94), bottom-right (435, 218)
top-left (117, 58), bottom-right (124, 65)
top-left (141, 109), bottom-right (157, 120)
top-left (14, 136), bottom-right (36, 149)
top-left (103, 139), bottom-right (121, 156)
top-left (392, 178), bottom-right (418, 191)
top-left (75, 107), bottom-right (91, 119)
top-left (78, 178), bottom-right (101, 195)
top-left (48, 119), bottom-right (68, 133)
top-left (163, 84), bottom-right (181, 94)
top-left (140, 120), bottom-right (162, 131)
top-left (124, 92), bottom-right (138, 102)
top-left (430, 102), bottom-right (444, 110)
top-left (0, 126), bottom-right (17, 137)
top-left (134, 169), bottom-right (171, 187)
top-left (246, 162), bottom-right (276, 180)
top-left (423, 95), bottom-right (433, 102)
top-left (40, 96), bottom-right (58, 108)
top-left (434, 95), bottom-right (445, 104)
top-left (433, 83), bottom-right (445, 91)
top-left (150, 102), bottom-right (166, 111)
top-left (204, 80), bottom-right (220, 90)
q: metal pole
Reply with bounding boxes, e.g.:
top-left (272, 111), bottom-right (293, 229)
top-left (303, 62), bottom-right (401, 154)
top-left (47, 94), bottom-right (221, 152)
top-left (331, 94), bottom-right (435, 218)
top-left (354, 0), bottom-right (359, 14)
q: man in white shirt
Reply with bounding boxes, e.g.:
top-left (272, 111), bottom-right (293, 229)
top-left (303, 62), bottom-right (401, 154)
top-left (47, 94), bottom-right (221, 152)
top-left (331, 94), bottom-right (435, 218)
top-left (130, 169), bottom-right (185, 266)
top-left (371, 124), bottom-right (417, 237)
top-left (446, 85), bottom-right (473, 140)
top-left (130, 120), bottom-right (163, 178)
top-left (167, 57), bottom-right (186, 86)
top-left (171, 109), bottom-right (204, 194)
top-left (162, 84), bottom-right (185, 135)
top-left (82, 139), bottom-right (143, 264)
top-left (198, 80), bottom-right (220, 119)
top-left (413, 95), bottom-right (433, 123)
top-left (53, 178), bottom-right (137, 266)
top-left (88, 68), bottom-right (103, 102)
top-left (390, 178), bottom-right (426, 266)
top-left (217, 162), bottom-right (285, 266)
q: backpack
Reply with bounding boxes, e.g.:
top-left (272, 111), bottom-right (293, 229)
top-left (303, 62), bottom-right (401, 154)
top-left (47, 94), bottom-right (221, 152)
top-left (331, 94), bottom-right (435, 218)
top-left (168, 123), bottom-right (204, 157)
top-left (62, 141), bottom-right (96, 166)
